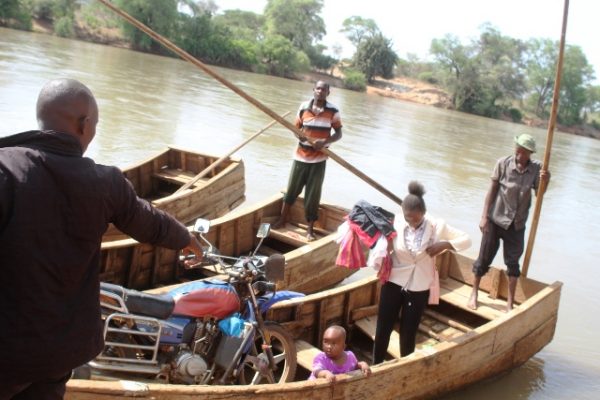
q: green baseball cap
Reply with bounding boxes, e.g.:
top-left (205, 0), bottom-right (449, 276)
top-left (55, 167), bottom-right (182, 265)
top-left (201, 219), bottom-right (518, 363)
top-left (514, 134), bottom-right (536, 153)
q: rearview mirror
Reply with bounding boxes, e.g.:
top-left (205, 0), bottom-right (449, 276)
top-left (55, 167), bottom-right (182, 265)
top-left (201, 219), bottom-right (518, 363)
top-left (256, 223), bottom-right (270, 239)
top-left (193, 218), bottom-right (210, 234)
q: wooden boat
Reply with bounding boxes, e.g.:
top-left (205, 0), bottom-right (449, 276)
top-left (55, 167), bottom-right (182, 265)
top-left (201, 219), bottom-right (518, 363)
top-left (99, 193), bottom-right (355, 292)
top-left (102, 145), bottom-right (245, 240)
top-left (66, 250), bottom-right (561, 399)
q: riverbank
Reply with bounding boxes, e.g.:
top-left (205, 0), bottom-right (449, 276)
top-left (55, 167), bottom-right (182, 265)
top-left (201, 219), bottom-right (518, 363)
top-left (28, 19), bottom-right (600, 140)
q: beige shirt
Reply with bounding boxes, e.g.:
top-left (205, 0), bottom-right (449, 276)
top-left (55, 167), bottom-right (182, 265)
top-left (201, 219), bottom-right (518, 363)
top-left (490, 155), bottom-right (541, 230)
top-left (369, 215), bottom-right (471, 291)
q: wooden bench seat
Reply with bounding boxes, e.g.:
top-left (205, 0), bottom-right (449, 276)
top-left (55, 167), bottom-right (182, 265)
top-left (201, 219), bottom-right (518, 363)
top-left (354, 313), bottom-right (468, 358)
top-left (439, 278), bottom-right (506, 320)
top-left (295, 340), bottom-right (321, 371)
top-left (152, 169), bottom-right (207, 186)
top-left (269, 223), bottom-right (328, 247)
top-left (354, 315), bottom-right (401, 359)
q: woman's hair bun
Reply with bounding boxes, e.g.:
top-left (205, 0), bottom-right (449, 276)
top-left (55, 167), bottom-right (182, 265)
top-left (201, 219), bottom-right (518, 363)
top-left (407, 181), bottom-right (425, 198)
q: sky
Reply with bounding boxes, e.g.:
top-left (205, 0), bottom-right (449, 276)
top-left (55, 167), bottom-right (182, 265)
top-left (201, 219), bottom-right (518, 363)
top-left (215, 0), bottom-right (599, 83)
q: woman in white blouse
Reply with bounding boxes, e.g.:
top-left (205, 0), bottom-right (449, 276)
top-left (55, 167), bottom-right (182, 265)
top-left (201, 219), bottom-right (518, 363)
top-left (370, 181), bottom-right (471, 362)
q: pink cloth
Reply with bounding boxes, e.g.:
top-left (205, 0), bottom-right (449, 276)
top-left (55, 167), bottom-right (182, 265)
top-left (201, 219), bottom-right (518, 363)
top-left (335, 228), bottom-right (366, 269)
top-left (428, 265), bottom-right (440, 305)
top-left (347, 219), bottom-right (381, 248)
top-left (377, 253), bottom-right (393, 284)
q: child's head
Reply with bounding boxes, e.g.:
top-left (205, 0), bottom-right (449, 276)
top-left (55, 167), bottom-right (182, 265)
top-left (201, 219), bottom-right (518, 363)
top-left (322, 325), bottom-right (346, 360)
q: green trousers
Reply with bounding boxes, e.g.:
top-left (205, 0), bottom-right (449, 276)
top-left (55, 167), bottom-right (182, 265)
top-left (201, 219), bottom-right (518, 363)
top-left (283, 160), bottom-right (326, 222)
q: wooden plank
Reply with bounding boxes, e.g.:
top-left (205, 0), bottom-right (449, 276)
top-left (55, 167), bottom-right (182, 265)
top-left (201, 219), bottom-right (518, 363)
top-left (423, 309), bottom-right (473, 332)
top-left (295, 340), bottom-right (320, 371)
top-left (354, 315), bottom-right (401, 359)
top-left (488, 268), bottom-right (502, 299)
top-left (350, 305), bottom-right (378, 322)
top-left (439, 278), bottom-right (506, 320)
top-left (152, 169), bottom-right (208, 186)
top-left (269, 224), bottom-right (312, 247)
top-left (289, 222), bottom-right (331, 236)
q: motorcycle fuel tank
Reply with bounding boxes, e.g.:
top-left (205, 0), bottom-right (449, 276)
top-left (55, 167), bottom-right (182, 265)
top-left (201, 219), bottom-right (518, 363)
top-left (170, 280), bottom-right (240, 319)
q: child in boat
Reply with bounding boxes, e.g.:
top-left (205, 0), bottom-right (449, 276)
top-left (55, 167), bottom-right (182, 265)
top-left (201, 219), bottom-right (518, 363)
top-left (310, 325), bottom-right (371, 382)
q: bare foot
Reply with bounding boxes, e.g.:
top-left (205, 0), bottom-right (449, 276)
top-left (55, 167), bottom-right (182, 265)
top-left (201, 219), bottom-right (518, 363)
top-left (505, 302), bottom-right (514, 313)
top-left (467, 291), bottom-right (478, 310)
top-left (306, 232), bottom-right (316, 242)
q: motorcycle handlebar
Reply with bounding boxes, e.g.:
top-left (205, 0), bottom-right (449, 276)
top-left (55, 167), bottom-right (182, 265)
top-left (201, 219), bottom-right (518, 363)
top-left (253, 281), bottom-right (276, 292)
top-left (227, 270), bottom-right (242, 279)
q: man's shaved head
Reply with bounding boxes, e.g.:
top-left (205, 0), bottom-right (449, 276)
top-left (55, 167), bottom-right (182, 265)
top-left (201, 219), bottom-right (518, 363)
top-left (36, 78), bottom-right (99, 152)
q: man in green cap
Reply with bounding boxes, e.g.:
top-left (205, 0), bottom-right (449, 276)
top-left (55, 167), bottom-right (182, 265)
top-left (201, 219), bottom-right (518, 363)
top-left (467, 133), bottom-right (550, 312)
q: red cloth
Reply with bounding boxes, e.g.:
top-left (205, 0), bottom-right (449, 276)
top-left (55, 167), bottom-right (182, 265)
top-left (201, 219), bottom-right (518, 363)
top-left (335, 228), bottom-right (366, 269)
top-left (347, 219), bottom-right (381, 248)
top-left (377, 254), bottom-right (393, 283)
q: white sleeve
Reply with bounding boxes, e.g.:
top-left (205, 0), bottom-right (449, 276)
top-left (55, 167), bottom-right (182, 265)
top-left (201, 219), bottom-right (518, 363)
top-left (434, 219), bottom-right (471, 252)
top-left (367, 235), bottom-right (389, 271)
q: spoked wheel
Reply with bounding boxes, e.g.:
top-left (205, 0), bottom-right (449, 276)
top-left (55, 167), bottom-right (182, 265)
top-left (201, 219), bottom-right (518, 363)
top-left (238, 322), bottom-right (297, 384)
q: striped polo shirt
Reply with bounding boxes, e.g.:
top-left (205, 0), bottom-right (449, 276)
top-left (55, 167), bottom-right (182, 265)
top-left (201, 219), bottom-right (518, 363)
top-left (294, 99), bottom-right (342, 163)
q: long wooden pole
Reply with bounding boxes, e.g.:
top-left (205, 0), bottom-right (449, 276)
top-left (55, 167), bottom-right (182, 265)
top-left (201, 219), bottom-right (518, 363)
top-left (96, 0), bottom-right (403, 206)
top-left (521, 0), bottom-right (569, 277)
top-left (172, 111), bottom-right (291, 195)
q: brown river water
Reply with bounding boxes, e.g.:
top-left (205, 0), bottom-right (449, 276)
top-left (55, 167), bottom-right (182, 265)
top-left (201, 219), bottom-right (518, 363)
top-left (1, 27), bottom-right (599, 399)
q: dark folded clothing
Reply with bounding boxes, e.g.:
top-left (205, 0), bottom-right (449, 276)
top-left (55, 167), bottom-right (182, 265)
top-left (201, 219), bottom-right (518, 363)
top-left (347, 200), bottom-right (395, 241)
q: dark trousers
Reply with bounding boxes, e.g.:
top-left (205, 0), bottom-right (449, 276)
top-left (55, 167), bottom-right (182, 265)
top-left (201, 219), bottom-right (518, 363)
top-left (0, 371), bottom-right (71, 400)
top-left (373, 281), bottom-right (429, 363)
top-left (283, 160), bottom-right (326, 222)
top-left (472, 221), bottom-right (525, 277)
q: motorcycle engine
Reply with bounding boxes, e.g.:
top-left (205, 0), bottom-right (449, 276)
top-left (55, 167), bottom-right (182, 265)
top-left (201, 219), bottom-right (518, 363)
top-left (173, 351), bottom-right (209, 384)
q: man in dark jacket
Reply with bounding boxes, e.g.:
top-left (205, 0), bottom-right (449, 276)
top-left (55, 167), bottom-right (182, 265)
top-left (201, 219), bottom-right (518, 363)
top-left (0, 78), bottom-right (203, 399)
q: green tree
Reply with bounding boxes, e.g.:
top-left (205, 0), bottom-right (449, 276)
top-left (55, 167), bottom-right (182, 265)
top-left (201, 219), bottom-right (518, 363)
top-left (352, 33), bottom-right (398, 82)
top-left (175, 12), bottom-right (256, 69)
top-left (585, 85), bottom-right (600, 115)
top-left (27, 0), bottom-right (54, 20)
top-left (115, 0), bottom-right (179, 52)
top-left (340, 16), bottom-right (379, 48)
top-left (258, 34), bottom-right (309, 77)
top-left (305, 44), bottom-right (336, 72)
top-left (0, 0), bottom-right (31, 29)
top-left (431, 27), bottom-right (526, 117)
top-left (264, 0), bottom-right (325, 54)
top-left (472, 25), bottom-right (526, 117)
top-left (558, 45), bottom-right (595, 125)
top-left (525, 38), bottom-right (558, 117)
top-left (213, 9), bottom-right (265, 42)
top-left (430, 34), bottom-right (474, 109)
top-left (179, 0), bottom-right (218, 16)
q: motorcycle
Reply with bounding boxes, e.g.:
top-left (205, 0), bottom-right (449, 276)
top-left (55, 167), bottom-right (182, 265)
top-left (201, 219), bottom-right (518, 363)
top-left (79, 219), bottom-right (304, 385)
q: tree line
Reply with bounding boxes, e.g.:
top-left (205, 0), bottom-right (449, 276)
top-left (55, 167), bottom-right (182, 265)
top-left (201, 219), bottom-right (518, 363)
top-left (1, 0), bottom-right (599, 128)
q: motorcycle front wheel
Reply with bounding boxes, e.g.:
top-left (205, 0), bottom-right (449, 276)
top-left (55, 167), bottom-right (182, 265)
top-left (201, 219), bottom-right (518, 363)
top-left (238, 322), bottom-right (297, 385)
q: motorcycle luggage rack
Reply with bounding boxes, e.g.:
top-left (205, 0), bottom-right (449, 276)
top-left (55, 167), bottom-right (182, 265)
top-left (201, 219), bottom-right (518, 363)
top-left (100, 290), bottom-right (129, 314)
top-left (96, 313), bottom-right (162, 367)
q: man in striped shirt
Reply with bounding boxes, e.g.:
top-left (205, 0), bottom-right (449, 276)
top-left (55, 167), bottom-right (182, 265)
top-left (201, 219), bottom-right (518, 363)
top-left (274, 81), bottom-right (343, 241)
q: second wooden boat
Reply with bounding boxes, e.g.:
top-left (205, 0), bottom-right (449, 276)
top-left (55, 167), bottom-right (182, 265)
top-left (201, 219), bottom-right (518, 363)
top-left (100, 193), bottom-right (355, 292)
top-left (102, 145), bottom-right (245, 241)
